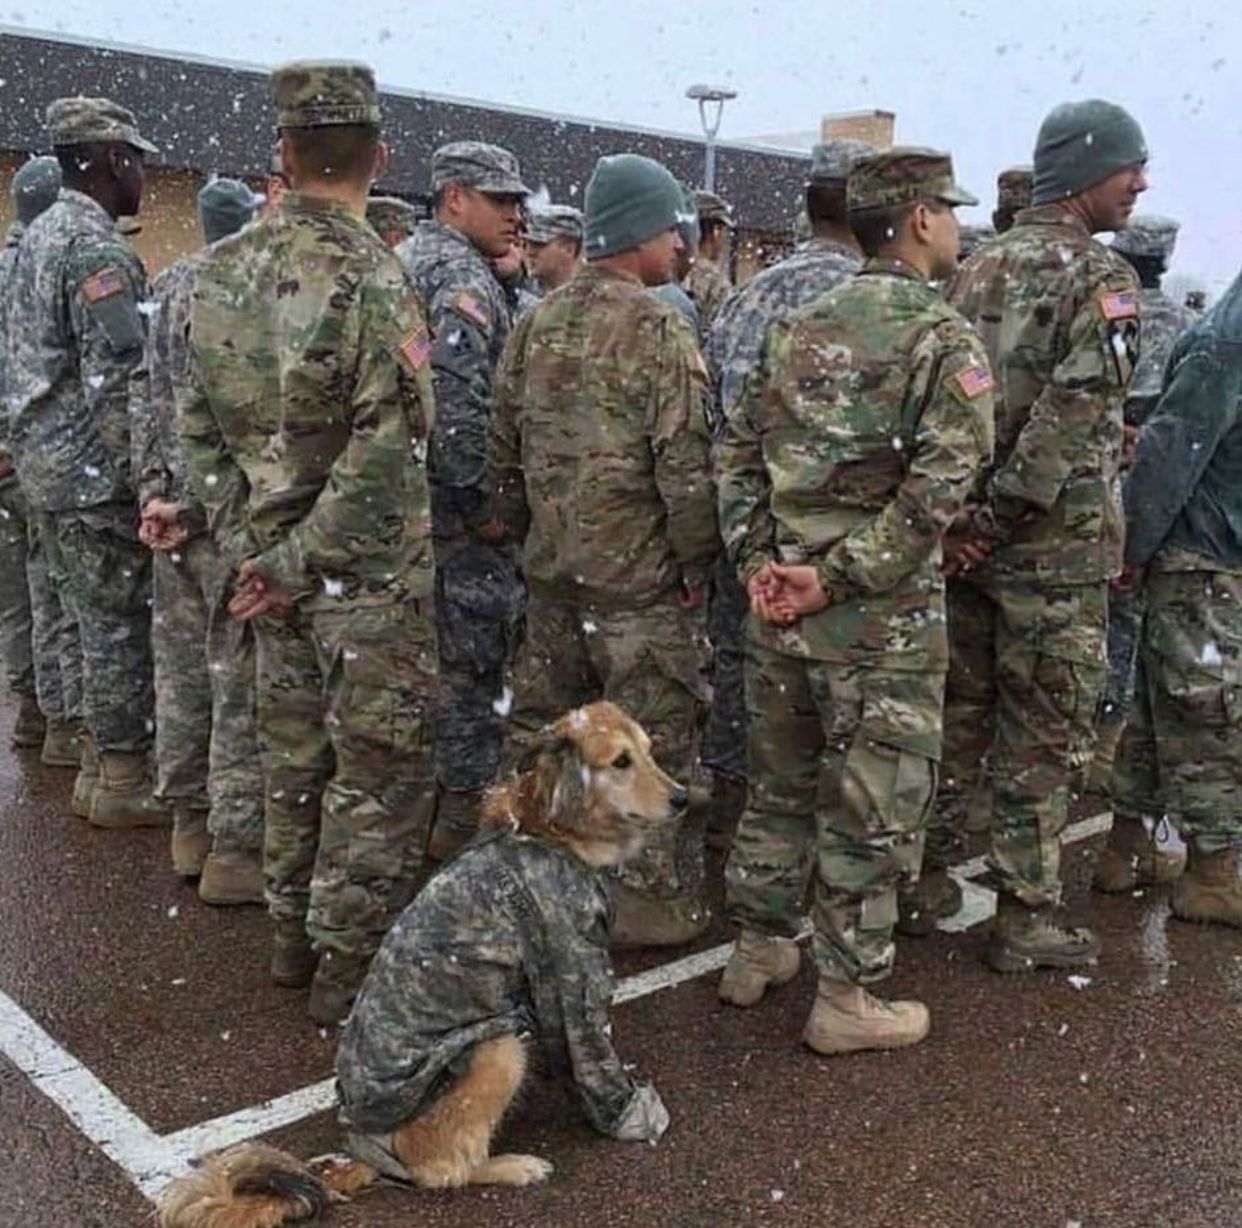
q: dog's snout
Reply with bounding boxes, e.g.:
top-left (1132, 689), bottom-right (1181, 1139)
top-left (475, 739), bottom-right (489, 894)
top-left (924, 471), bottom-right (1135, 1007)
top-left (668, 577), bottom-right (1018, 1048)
top-left (669, 787), bottom-right (689, 812)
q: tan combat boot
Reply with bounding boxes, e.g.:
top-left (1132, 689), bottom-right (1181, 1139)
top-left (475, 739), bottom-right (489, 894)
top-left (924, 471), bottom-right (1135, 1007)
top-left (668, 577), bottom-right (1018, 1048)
top-left (985, 894), bottom-right (1100, 973)
top-left (1171, 844), bottom-right (1242, 928)
top-left (896, 867), bottom-right (963, 937)
top-left (802, 979), bottom-right (930, 1055)
top-left (1094, 813), bottom-right (1184, 893)
top-left (41, 718), bottom-right (84, 768)
top-left (198, 848), bottom-right (265, 906)
top-left (718, 930), bottom-right (801, 1007)
top-left (271, 918), bottom-right (317, 988)
top-left (308, 948), bottom-right (372, 1026)
top-left (705, 772), bottom-right (747, 853)
top-left (89, 751), bottom-right (171, 829)
top-left (610, 883), bottom-right (710, 948)
top-left (11, 693), bottom-right (45, 749)
top-left (426, 787), bottom-right (483, 862)
top-left (169, 806), bottom-right (211, 878)
top-left (71, 734), bottom-right (98, 819)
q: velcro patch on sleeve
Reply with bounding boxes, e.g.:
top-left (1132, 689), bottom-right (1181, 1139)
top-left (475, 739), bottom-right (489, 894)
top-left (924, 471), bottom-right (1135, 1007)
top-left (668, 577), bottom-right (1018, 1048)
top-left (451, 292), bottom-right (489, 329)
top-left (82, 267), bottom-right (127, 303)
top-left (1099, 290), bottom-right (1138, 321)
top-left (954, 363), bottom-right (994, 399)
top-left (398, 327), bottom-right (431, 373)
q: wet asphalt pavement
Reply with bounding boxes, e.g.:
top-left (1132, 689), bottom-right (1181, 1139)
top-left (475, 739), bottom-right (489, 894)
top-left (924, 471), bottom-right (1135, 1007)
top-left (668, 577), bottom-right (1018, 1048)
top-left (3, 688), bottom-right (1242, 1228)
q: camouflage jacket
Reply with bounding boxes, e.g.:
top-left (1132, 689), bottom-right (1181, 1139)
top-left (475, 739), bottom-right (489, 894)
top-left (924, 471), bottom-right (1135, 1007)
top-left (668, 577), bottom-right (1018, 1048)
top-left (395, 221), bottom-right (510, 533)
top-left (683, 258), bottom-right (731, 333)
top-left (948, 205), bottom-right (1140, 583)
top-left (0, 224), bottom-right (22, 455)
top-left (179, 193), bottom-right (436, 611)
top-left (717, 258), bottom-right (995, 672)
top-left (1124, 269), bottom-right (1242, 573)
top-left (707, 237), bottom-right (862, 433)
top-left (3, 189), bottom-right (148, 512)
top-left (653, 281), bottom-right (702, 340)
top-left (128, 253), bottom-right (204, 524)
top-left (336, 830), bottom-right (668, 1141)
top-left (490, 265), bottom-right (719, 607)
top-left (1124, 286), bottom-right (1196, 423)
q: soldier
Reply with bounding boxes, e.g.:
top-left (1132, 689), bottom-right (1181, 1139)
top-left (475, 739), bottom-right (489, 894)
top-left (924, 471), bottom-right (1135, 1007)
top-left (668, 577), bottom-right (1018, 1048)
top-left (682, 189), bottom-right (733, 331)
top-left (492, 241), bottom-right (540, 318)
top-left (180, 60), bottom-right (439, 1024)
top-left (1111, 264), bottom-right (1242, 926)
top-left (715, 147), bottom-right (991, 1054)
top-left (522, 204), bottom-right (583, 294)
top-left (365, 194), bottom-right (418, 247)
top-left (926, 100), bottom-right (1148, 970)
top-left (4, 97), bottom-right (165, 828)
top-left (653, 184), bottom-right (703, 336)
top-left (394, 142), bottom-right (529, 860)
top-left (490, 152), bottom-right (718, 947)
top-left (131, 178), bottom-right (265, 901)
top-left (956, 222), bottom-right (995, 263)
top-left (1090, 216), bottom-right (1197, 887)
top-left (702, 138), bottom-right (872, 851)
top-left (993, 165), bottom-right (1033, 235)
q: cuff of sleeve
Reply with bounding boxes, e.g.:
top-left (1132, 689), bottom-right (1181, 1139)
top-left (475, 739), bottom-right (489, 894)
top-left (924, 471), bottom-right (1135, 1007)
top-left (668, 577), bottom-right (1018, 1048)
top-left (814, 553), bottom-right (853, 607)
top-left (680, 563), bottom-right (712, 593)
top-left (138, 478), bottom-right (170, 507)
top-left (611, 1083), bottom-right (670, 1142)
top-left (255, 536), bottom-right (308, 596)
top-left (974, 493), bottom-right (1029, 542)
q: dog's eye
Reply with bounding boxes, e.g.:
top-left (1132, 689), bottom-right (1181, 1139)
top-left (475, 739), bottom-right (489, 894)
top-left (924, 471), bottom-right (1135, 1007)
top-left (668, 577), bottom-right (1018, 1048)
top-left (611, 752), bottom-right (632, 770)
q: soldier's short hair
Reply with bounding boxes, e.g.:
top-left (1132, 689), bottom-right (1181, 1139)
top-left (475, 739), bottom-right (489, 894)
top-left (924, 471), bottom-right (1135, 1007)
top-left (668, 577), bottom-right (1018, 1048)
top-left (805, 181), bottom-right (849, 229)
top-left (282, 123), bottom-right (379, 184)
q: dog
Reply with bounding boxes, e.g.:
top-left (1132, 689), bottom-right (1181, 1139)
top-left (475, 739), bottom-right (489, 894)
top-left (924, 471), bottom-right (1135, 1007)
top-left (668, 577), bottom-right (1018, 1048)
top-left (157, 701), bottom-right (684, 1228)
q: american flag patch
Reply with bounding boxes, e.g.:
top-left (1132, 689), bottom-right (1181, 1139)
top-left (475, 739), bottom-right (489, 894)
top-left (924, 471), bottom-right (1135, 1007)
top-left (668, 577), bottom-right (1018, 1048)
top-left (398, 328), bottom-right (431, 372)
top-left (82, 267), bottom-right (126, 302)
top-left (954, 364), bottom-right (994, 399)
top-left (1099, 290), bottom-right (1138, 321)
top-left (452, 292), bottom-right (489, 329)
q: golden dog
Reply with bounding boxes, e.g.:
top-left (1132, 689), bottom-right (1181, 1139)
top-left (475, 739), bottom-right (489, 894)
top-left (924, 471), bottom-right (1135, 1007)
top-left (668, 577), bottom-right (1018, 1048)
top-left (157, 701), bottom-right (684, 1227)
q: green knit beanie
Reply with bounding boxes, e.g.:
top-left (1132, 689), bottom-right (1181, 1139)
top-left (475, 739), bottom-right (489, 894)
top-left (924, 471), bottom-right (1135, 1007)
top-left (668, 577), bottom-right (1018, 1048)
top-left (584, 154), bottom-right (684, 259)
top-left (198, 178), bottom-right (257, 245)
top-left (1032, 100), bottom-right (1147, 205)
top-left (11, 156), bottom-right (62, 225)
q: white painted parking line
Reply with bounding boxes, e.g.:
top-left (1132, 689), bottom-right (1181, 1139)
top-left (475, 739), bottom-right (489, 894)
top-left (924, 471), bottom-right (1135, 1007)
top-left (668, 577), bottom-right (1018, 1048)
top-left (0, 806), bottom-right (1114, 1203)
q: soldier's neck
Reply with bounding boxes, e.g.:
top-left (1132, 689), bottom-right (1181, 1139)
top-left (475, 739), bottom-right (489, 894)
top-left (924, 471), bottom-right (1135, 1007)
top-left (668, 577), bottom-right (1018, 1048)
top-left (288, 178), bottom-right (369, 219)
top-left (809, 221), bottom-right (860, 252)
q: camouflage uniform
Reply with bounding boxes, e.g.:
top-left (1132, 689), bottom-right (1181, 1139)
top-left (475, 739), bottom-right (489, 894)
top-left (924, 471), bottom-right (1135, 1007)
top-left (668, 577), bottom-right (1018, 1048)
top-left (941, 205), bottom-right (1140, 905)
top-left (129, 253), bottom-right (264, 851)
top-left (1114, 269), bottom-right (1242, 851)
top-left (717, 238), bottom-right (994, 985)
top-left (180, 189), bottom-right (438, 960)
top-left (683, 258), bottom-right (731, 334)
top-left (396, 208), bottom-right (520, 798)
top-left (337, 829), bottom-right (667, 1142)
top-left (489, 264), bottom-right (718, 919)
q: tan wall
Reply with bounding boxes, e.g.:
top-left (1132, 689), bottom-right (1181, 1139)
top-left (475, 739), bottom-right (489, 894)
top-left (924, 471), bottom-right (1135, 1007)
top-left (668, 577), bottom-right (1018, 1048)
top-left (822, 110), bottom-right (895, 149)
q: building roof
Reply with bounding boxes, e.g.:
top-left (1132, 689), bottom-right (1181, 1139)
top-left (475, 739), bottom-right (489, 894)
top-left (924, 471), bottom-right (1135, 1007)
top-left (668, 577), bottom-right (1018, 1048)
top-left (0, 28), bottom-right (810, 230)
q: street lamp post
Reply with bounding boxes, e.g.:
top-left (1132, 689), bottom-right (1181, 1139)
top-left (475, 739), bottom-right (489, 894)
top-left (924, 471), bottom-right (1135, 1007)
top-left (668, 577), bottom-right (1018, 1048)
top-left (686, 83), bottom-right (738, 193)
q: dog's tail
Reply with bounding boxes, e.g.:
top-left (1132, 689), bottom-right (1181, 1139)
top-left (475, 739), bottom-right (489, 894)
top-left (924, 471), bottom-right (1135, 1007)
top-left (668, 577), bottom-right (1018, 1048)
top-left (156, 1141), bottom-right (380, 1228)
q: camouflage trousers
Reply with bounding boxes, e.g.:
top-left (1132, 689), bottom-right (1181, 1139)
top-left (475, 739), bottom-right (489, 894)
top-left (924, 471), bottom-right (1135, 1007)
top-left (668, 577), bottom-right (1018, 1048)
top-left (1114, 570), bottom-right (1242, 852)
top-left (0, 477), bottom-right (34, 699)
top-left (934, 573), bottom-right (1107, 907)
top-left (43, 504), bottom-right (154, 753)
top-left (701, 552), bottom-right (748, 781)
top-left (254, 598), bottom-right (438, 957)
top-left (152, 535), bottom-right (264, 851)
top-left (726, 641), bottom-right (940, 986)
top-left (29, 511), bottom-right (82, 724)
top-left (433, 529), bottom-right (523, 793)
top-left (506, 586), bottom-right (710, 902)
top-left (1085, 584), bottom-right (1147, 795)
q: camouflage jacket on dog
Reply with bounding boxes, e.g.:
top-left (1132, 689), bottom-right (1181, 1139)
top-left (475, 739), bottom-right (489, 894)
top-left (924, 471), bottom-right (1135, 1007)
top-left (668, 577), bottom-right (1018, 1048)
top-left (335, 829), bottom-right (667, 1141)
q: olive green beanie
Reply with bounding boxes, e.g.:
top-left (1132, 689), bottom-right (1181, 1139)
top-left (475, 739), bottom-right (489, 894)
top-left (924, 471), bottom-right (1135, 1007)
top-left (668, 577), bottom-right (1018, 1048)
top-left (1032, 99), bottom-right (1147, 205)
top-left (584, 153), bottom-right (685, 259)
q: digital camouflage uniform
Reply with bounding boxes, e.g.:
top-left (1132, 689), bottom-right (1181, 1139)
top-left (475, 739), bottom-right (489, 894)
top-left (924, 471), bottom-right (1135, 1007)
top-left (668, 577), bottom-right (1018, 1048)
top-left (717, 240), bottom-right (994, 986)
top-left (4, 187), bottom-right (155, 754)
top-left (1114, 269), bottom-right (1242, 852)
top-left (129, 253), bottom-right (264, 851)
top-left (337, 829), bottom-right (667, 1144)
top-left (396, 204), bottom-right (521, 799)
top-left (942, 205), bottom-right (1140, 906)
top-left (180, 190), bottom-right (438, 959)
top-left (489, 265), bottom-right (718, 918)
top-left (704, 235), bottom-right (864, 784)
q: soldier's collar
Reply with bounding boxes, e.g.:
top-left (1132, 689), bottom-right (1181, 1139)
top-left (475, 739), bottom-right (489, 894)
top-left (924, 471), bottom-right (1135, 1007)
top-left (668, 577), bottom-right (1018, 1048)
top-left (1011, 203), bottom-right (1093, 235)
top-left (860, 255), bottom-right (927, 282)
top-left (580, 262), bottom-right (643, 287)
top-left (281, 191), bottom-right (366, 226)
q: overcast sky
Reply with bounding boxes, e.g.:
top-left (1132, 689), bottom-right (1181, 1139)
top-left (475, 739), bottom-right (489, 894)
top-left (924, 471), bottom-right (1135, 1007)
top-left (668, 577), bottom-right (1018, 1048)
top-left (14, 0), bottom-right (1241, 294)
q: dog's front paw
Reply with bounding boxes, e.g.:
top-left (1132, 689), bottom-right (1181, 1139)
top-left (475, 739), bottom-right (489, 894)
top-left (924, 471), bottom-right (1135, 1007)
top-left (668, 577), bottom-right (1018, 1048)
top-left (474, 1153), bottom-right (554, 1186)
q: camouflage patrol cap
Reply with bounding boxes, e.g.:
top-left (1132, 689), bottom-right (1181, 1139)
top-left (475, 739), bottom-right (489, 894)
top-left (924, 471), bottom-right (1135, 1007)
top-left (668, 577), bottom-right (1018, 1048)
top-left (996, 165), bottom-right (1033, 213)
top-left (848, 146), bottom-right (978, 211)
top-left (46, 96), bottom-right (157, 154)
top-left (365, 195), bottom-right (419, 235)
top-left (808, 138), bottom-right (875, 184)
top-left (1111, 213), bottom-right (1180, 261)
top-left (525, 204), bottom-right (584, 244)
top-left (694, 189), bottom-right (734, 227)
top-left (431, 142), bottom-right (530, 196)
top-left (272, 60), bottom-right (381, 129)
top-left (11, 156), bottom-right (62, 225)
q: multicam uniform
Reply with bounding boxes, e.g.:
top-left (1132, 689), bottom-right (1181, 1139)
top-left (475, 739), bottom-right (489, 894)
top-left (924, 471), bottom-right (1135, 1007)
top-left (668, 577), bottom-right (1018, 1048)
top-left (683, 257), bottom-right (731, 334)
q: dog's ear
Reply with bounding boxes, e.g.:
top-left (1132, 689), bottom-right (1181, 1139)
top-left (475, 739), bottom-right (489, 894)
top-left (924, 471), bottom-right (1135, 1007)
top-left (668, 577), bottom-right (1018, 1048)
top-left (523, 734), bottom-right (587, 830)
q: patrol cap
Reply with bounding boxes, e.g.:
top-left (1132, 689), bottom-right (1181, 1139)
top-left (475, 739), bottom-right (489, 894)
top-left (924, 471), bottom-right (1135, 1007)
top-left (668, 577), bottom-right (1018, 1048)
top-left (272, 60), bottom-right (381, 129)
top-left (694, 189), bottom-right (734, 227)
top-left (848, 146), bottom-right (978, 211)
top-left (525, 204), bottom-right (584, 244)
top-left (46, 96), bottom-right (157, 154)
top-left (199, 178), bottom-right (257, 244)
top-left (808, 138), bottom-right (875, 184)
top-left (11, 156), bottom-right (62, 225)
top-left (365, 195), bottom-right (419, 235)
top-left (996, 165), bottom-right (1033, 213)
top-left (1111, 213), bottom-right (1180, 261)
top-left (431, 141), bottom-right (530, 196)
